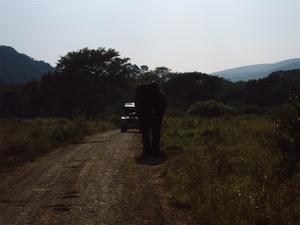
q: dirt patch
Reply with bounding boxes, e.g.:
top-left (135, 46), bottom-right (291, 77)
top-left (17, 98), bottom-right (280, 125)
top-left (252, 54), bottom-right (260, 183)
top-left (0, 130), bottom-right (196, 224)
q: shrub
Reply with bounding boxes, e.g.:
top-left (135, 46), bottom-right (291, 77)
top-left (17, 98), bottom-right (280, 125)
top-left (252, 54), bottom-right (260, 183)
top-left (188, 100), bottom-right (237, 117)
top-left (272, 85), bottom-right (300, 158)
top-left (0, 118), bottom-right (115, 173)
top-left (165, 109), bottom-right (186, 117)
top-left (240, 104), bottom-right (262, 115)
top-left (161, 116), bottom-right (300, 224)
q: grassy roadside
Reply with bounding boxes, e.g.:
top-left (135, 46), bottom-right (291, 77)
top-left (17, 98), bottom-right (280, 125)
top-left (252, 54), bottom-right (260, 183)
top-left (161, 116), bottom-right (300, 224)
top-left (2, 115), bottom-right (299, 223)
top-left (0, 118), bottom-right (115, 174)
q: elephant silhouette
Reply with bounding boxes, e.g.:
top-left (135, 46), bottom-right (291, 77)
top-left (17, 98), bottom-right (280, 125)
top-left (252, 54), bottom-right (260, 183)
top-left (135, 81), bottom-right (167, 157)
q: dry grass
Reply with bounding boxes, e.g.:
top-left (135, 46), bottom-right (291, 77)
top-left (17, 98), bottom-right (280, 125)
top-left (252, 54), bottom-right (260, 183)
top-left (161, 116), bottom-right (300, 224)
top-left (0, 118), bottom-right (115, 173)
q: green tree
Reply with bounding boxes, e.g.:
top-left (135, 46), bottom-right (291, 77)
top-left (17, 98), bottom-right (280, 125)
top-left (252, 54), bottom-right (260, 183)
top-left (135, 66), bottom-right (171, 85)
top-left (244, 79), bottom-right (270, 106)
top-left (153, 66), bottom-right (171, 83)
top-left (21, 79), bottom-right (41, 117)
top-left (163, 72), bottom-right (223, 110)
top-left (219, 79), bottom-right (246, 104)
top-left (56, 47), bottom-right (133, 120)
top-left (0, 83), bottom-right (23, 118)
top-left (39, 72), bottom-right (61, 117)
top-left (140, 65), bottom-right (149, 73)
top-left (135, 71), bottom-right (159, 85)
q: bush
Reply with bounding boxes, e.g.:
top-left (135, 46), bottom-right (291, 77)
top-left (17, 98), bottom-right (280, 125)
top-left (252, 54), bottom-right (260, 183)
top-left (240, 104), bottom-right (262, 115)
top-left (188, 100), bottom-right (237, 117)
top-left (165, 109), bottom-right (186, 117)
top-left (161, 116), bottom-right (300, 224)
top-left (0, 118), bottom-right (115, 173)
top-left (272, 86), bottom-right (300, 158)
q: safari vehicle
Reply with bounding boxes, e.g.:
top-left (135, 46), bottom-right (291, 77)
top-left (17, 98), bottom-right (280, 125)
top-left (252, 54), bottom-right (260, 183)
top-left (121, 102), bottom-right (139, 132)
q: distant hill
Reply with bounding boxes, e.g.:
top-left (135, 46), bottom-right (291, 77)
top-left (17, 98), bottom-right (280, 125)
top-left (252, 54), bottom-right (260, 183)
top-left (211, 58), bottom-right (300, 82)
top-left (0, 45), bottom-right (55, 84)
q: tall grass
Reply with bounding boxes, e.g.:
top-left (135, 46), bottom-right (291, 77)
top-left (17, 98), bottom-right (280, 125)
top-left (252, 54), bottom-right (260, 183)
top-left (161, 116), bottom-right (300, 224)
top-left (0, 118), bottom-right (115, 173)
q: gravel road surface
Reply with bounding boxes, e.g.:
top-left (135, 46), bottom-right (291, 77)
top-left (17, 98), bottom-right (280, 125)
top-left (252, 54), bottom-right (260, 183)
top-left (0, 130), bottom-right (196, 225)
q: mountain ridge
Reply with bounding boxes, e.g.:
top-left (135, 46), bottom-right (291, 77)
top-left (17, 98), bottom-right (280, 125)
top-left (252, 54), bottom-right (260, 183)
top-left (0, 45), bottom-right (55, 84)
top-left (211, 58), bottom-right (300, 81)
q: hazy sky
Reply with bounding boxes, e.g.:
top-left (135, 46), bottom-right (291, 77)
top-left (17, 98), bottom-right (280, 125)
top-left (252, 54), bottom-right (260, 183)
top-left (1, 0), bottom-right (299, 73)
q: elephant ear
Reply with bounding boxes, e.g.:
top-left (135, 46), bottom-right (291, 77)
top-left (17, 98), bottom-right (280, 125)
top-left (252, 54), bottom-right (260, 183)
top-left (135, 83), bottom-right (160, 116)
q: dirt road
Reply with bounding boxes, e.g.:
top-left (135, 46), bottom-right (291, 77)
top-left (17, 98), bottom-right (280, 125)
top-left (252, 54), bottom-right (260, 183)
top-left (0, 130), bottom-right (196, 225)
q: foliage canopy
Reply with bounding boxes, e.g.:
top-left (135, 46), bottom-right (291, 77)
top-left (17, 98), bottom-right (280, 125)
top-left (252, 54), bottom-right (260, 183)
top-left (1, 45), bottom-right (300, 120)
top-left (48, 47), bottom-right (135, 119)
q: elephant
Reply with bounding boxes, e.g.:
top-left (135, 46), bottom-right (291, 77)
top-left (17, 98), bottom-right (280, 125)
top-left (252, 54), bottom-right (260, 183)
top-left (135, 81), bottom-right (167, 157)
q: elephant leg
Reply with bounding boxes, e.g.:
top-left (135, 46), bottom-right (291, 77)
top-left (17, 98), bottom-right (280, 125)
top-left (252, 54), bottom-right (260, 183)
top-left (151, 118), bottom-right (163, 157)
top-left (142, 130), bottom-right (151, 155)
top-left (139, 117), bottom-right (152, 155)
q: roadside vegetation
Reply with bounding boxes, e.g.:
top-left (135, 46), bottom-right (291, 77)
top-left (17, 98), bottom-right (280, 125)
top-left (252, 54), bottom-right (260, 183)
top-left (1, 46), bottom-right (300, 224)
top-left (0, 118), bottom-right (115, 174)
top-left (161, 88), bottom-right (300, 224)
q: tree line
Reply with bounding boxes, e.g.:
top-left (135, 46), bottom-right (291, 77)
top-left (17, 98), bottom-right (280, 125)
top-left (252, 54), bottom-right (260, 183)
top-left (1, 47), bottom-right (300, 120)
